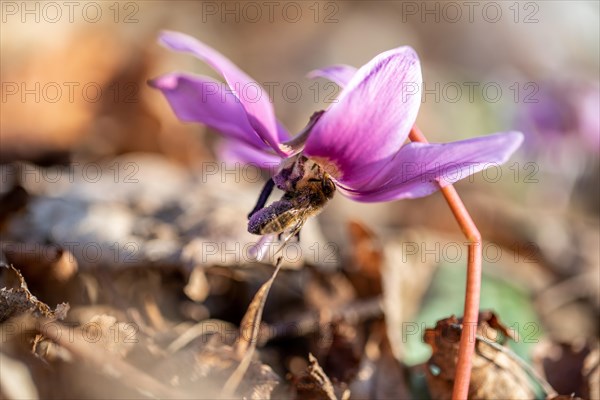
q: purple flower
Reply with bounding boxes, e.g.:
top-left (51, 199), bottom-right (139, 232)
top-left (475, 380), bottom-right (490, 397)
top-left (516, 81), bottom-right (600, 155)
top-left (150, 31), bottom-right (523, 204)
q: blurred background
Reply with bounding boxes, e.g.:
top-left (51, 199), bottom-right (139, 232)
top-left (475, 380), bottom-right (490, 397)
top-left (1, 1), bottom-right (598, 399)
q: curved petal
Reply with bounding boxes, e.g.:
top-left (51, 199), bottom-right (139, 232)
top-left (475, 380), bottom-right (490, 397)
top-left (216, 139), bottom-right (282, 171)
top-left (307, 65), bottom-right (357, 87)
top-left (303, 47), bottom-right (422, 188)
top-left (149, 72), bottom-right (272, 149)
top-left (276, 120), bottom-right (291, 142)
top-left (339, 131), bottom-right (524, 202)
top-left (159, 31), bottom-right (287, 156)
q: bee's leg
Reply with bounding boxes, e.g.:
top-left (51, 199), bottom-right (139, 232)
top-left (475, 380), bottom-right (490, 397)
top-left (248, 178), bottom-right (275, 219)
top-left (289, 221), bottom-right (303, 243)
top-left (273, 222), bottom-right (305, 258)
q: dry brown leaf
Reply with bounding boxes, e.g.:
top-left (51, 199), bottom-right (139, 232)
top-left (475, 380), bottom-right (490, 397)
top-left (0, 264), bottom-right (69, 322)
top-left (153, 335), bottom-right (279, 399)
top-left (423, 312), bottom-right (537, 400)
top-left (293, 353), bottom-right (350, 400)
top-left (533, 340), bottom-right (599, 398)
top-left (222, 261), bottom-right (283, 397)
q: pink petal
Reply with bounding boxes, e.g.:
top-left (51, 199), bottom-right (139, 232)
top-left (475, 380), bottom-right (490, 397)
top-left (307, 65), bottom-right (357, 87)
top-left (339, 132), bottom-right (524, 202)
top-left (149, 73), bottom-right (270, 149)
top-left (159, 31), bottom-right (287, 156)
top-left (276, 120), bottom-right (291, 142)
top-left (216, 139), bottom-right (282, 171)
top-left (303, 47), bottom-right (422, 188)
top-left (578, 86), bottom-right (600, 151)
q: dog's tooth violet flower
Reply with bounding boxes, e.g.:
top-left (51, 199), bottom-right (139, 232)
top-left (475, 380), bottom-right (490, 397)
top-left (150, 31), bottom-right (523, 219)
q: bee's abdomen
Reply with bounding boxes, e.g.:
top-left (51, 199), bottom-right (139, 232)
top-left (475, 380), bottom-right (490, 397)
top-left (247, 200), bottom-right (297, 235)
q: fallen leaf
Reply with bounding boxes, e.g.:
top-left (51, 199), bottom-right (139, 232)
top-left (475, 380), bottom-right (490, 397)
top-left (423, 312), bottom-right (537, 400)
top-left (0, 264), bottom-right (69, 322)
top-left (293, 353), bottom-right (350, 400)
top-left (222, 260), bottom-right (283, 397)
top-left (533, 340), bottom-right (597, 398)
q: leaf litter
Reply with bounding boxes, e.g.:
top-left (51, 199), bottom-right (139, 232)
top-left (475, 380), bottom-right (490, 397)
top-left (1, 195), bottom-right (598, 399)
top-left (1, 61), bottom-right (597, 398)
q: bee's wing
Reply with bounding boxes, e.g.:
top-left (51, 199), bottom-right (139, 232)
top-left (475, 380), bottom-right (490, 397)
top-left (276, 205), bottom-right (314, 232)
top-left (273, 206), bottom-right (315, 256)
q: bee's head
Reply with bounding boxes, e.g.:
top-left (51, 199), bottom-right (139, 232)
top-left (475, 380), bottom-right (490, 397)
top-left (322, 177), bottom-right (336, 199)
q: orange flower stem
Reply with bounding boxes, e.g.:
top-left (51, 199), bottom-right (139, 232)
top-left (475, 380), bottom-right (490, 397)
top-left (409, 125), bottom-right (482, 400)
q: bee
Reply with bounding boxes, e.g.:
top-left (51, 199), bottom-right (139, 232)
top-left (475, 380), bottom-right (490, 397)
top-left (247, 154), bottom-right (336, 238)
